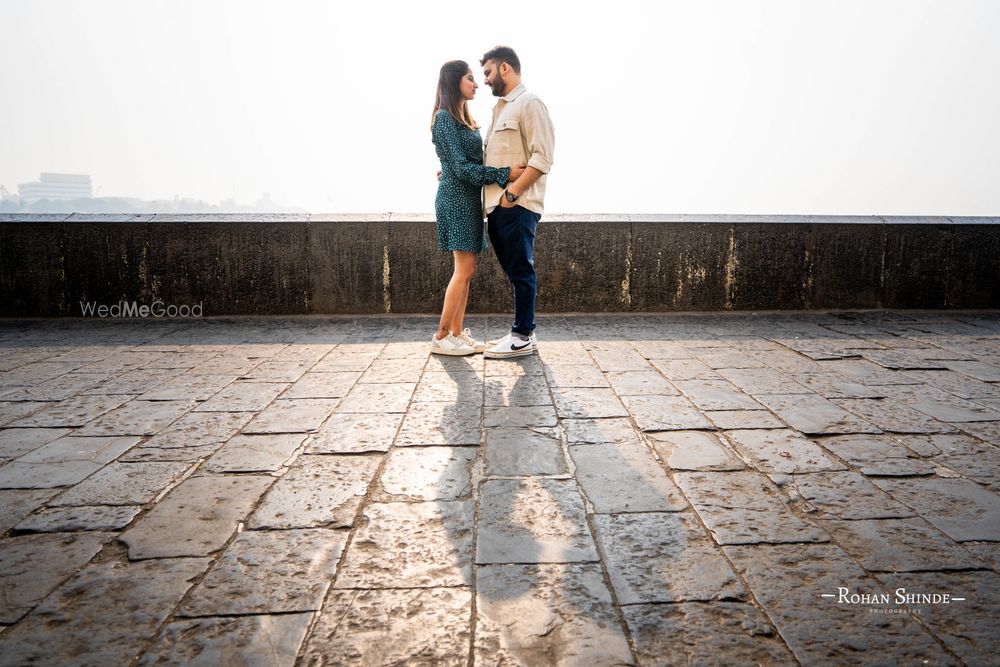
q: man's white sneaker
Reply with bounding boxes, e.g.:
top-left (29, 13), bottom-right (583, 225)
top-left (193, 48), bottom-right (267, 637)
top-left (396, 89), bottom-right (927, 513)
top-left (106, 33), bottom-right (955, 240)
top-left (457, 328), bottom-right (487, 353)
top-left (430, 332), bottom-right (476, 356)
top-left (484, 332), bottom-right (536, 359)
top-left (486, 332), bottom-right (537, 348)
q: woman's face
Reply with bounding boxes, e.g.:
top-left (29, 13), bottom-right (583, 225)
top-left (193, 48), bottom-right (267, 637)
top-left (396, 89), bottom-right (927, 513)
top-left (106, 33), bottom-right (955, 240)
top-left (459, 70), bottom-right (478, 100)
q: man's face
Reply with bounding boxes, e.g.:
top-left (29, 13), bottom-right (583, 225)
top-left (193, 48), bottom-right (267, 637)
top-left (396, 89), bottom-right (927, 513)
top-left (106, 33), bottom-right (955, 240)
top-left (482, 60), bottom-right (506, 97)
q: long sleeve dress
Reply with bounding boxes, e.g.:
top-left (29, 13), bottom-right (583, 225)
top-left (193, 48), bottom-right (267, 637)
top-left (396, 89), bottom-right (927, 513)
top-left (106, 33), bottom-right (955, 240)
top-left (432, 109), bottom-right (510, 253)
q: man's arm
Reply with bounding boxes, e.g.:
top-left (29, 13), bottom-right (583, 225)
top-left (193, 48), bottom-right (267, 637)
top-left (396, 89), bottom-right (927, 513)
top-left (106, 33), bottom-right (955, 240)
top-left (505, 166), bottom-right (544, 199)
top-left (505, 97), bottom-right (554, 201)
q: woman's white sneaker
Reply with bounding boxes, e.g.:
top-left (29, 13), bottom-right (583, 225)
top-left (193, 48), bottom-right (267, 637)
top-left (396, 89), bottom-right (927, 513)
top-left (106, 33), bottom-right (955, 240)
top-left (431, 333), bottom-right (476, 356)
top-left (484, 332), bottom-right (536, 359)
top-left (457, 328), bottom-right (487, 353)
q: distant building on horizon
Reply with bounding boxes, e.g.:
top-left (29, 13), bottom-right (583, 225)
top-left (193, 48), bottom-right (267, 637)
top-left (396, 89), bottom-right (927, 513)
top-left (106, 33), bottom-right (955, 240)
top-left (18, 173), bottom-right (92, 204)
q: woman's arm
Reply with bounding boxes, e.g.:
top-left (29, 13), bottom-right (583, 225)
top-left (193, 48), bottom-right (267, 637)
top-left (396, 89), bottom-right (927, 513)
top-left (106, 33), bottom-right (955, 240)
top-left (433, 112), bottom-right (510, 188)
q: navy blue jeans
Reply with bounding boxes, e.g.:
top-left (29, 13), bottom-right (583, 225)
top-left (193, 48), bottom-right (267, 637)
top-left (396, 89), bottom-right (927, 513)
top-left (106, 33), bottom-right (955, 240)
top-left (487, 204), bottom-right (540, 336)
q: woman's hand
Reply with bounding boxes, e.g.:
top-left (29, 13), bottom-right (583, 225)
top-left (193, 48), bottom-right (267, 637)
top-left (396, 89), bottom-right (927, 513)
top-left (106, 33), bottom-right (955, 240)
top-left (508, 164), bottom-right (527, 182)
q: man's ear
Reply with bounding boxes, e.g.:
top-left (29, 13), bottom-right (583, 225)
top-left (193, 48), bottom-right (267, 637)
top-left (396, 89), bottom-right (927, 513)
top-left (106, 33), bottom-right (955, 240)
top-left (499, 62), bottom-right (509, 77)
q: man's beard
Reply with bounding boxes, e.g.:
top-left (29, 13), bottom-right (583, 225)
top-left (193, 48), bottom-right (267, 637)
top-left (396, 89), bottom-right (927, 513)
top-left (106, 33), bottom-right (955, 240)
top-left (489, 79), bottom-right (505, 97)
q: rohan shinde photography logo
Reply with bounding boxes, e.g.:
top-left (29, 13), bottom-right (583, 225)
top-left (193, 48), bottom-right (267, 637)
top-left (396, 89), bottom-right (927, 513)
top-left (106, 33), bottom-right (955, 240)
top-left (79, 300), bottom-right (203, 318)
top-left (822, 586), bottom-right (966, 615)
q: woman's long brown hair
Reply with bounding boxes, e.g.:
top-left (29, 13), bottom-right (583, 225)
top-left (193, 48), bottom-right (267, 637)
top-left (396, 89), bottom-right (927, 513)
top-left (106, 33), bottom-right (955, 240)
top-left (432, 60), bottom-right (478, 130)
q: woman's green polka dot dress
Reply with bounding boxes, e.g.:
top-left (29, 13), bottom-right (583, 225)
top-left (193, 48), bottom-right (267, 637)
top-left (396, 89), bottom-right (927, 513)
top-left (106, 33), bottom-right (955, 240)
top-left (432, 109), bottom-right (510, 253)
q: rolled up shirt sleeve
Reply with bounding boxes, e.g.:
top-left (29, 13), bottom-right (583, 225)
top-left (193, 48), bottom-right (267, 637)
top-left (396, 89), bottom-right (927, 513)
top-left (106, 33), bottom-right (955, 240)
top-left (521, 98), bottom-right (555, 174)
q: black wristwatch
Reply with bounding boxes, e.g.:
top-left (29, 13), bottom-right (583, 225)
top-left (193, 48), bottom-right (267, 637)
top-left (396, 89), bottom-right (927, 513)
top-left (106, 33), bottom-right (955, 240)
top-left (504, 190), bottom-right (519, 203)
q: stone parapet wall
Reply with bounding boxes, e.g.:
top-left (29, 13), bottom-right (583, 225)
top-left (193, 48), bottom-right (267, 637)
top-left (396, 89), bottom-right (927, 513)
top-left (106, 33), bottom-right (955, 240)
top-left (1, 214), bottom-right (997, 316)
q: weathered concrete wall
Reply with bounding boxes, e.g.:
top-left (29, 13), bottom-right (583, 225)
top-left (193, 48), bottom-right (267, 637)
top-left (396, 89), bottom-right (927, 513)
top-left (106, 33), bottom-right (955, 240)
top-left (1, 213), bottom-right (998, 316)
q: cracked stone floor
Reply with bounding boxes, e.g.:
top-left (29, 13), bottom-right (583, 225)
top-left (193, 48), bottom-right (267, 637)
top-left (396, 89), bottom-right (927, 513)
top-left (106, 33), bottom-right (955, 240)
top-left (0, 311), bottom-right (998, 666)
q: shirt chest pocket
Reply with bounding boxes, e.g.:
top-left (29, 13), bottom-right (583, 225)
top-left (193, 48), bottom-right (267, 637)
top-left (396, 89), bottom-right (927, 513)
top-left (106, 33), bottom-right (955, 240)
top-left (490, 118), bottom-right (522, 156)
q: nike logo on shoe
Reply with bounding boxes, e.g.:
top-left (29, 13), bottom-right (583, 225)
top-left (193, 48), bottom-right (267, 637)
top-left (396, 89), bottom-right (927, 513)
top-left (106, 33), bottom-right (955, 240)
top-left (511, 342), bottom-right (531, 350)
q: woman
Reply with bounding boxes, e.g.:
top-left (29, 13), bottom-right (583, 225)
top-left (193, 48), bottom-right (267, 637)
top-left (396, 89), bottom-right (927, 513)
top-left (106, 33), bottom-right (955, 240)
top-left (430, 60), bottom-right (524, 356)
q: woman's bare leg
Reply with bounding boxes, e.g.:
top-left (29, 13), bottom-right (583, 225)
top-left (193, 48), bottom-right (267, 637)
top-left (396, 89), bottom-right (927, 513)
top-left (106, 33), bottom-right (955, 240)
top-left (436, 251), bottom-right (477, 339)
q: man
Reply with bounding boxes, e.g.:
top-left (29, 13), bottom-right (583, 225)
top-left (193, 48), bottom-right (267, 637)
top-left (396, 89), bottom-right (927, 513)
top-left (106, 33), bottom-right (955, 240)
top-left (479, 45), bottom-right (555, 359)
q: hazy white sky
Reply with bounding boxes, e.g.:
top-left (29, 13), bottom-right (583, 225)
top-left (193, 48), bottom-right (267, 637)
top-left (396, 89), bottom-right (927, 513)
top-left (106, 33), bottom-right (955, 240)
top-left (1, 0), bottom-right (998, 214)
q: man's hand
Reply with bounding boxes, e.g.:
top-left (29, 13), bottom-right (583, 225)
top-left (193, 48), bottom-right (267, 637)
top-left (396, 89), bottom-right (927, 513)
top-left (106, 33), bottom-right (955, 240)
top-left (499, 192), bottom-right (516, 208)
top-left (436, 170), bottom-right (442, 182)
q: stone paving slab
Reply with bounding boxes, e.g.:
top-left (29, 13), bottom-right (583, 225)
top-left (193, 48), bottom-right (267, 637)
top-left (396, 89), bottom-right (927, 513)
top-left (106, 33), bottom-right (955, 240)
top-left (179, 528), bottom-right (346, 616)
top-left (723, 543), bottom-right (959, 665)
top-left (561, 416), bottom-right (640, 445)
top-left (242, 398), bottom-right (340, 434)
top-left (593, 512), bottom-right (745, 604)
top-left (818, 433), bottom-right (937, 476)
top-left (139, 612), bottom-right (314, 667)
top-left (570, 443), bottom-right (688, 512)
top-left (132, 410), bottom-right (253, 449)
top-left (14, 505), bottom-right (142, 533)
top-left (120, 474), bottom-right (273, 559)
top-left (621, 393), bottom-right (714, 431)
top-left (48, 460), bottom-right (192, 507)
top-left (475, 562), bottom-right (633, 666)
top-left (483, 404), bottom-right (558, 429)
top-left (477, 478), bottom-right (597, 565)
top-left (753, 393), bottom-right (881, 434)
top-left (336, 382), bottom-right (415, 413)
top-left (542, 364), bottom-right (611, 389)
top-left (0, 459), bottom-right (108, 489)
top-left (648, 430), bottom-right (747, 471)
top-left (201, 433), bottom-right (306, 473)
top-left (8, 394), bottom-right (133, 428)
top-left (870, 476), bottom-right (1000, 541)
top-left (15, 434), bottom-right (140, 466)
top-left (248, 454), bottom-right (379, 529)
top-left (282, 371), bottom-right (361, 399)
top-left (0, 557), bottom-right (211, 667)
top-left (724, 428), bottom-right (846, 474)
top-left (819, 517), bottom-right (987, 572)
top-left (0, 489), bottom-right (57, 533)
top-left (0, 311), bottom-right (998, 665)
top-left (377, 446), bottom-right (476, 501)
top-left (335, 501), bottom-right (473, 588)
top-left (73, 398), bottom-right (197, 436)
top-left (776, 471), bottom-right (918, 520)
top-left (484, 373), bottom-right (552, 407)
top-left (138, 373), bottom-right (233, 401)
top-left (303, 587), bottom-right (471, 666)
top-left (485, 427), bottom-right (565, 476)
top-left (395, 401), bottom-right (482, 446)
top-left (0, 427), bottom-right (73, 460)
top-left (622, 602), bottom-right (797, 666)
top-left (674, 379), bottom-right (765, 411)
top-left (675, 470), bottom-right (830, 544)
top-left (0, 532), bottom-right (111, 623)
top-left (413, 370), bottom-right (483, 403)
top-left (873, 570), bottom-right (1000, 665)
top-left (551, 387), bottom-right (628, 419)
top-left (307, 412), bottom-right (402, 453)
top-left (880, 384), bottom-right (1000, 422)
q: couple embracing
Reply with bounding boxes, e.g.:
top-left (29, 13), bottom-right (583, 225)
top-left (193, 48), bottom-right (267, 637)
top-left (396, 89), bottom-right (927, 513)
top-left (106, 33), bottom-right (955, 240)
top-left (430, 45), bottom-right (555, 359)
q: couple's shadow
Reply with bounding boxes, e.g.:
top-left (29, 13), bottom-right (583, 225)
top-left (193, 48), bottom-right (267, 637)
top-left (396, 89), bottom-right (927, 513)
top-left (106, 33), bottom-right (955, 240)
top-left (432, 321), bottom-right (640, 665)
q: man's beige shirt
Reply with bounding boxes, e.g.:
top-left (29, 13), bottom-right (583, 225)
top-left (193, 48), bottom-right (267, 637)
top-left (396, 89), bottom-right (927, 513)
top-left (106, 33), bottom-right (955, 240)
top-left (483, 83), bottom-right (555, 216)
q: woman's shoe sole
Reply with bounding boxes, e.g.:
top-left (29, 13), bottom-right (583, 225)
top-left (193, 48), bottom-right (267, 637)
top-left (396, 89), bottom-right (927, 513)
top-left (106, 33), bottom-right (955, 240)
top-left (431, 347), bottom-right (476, 356)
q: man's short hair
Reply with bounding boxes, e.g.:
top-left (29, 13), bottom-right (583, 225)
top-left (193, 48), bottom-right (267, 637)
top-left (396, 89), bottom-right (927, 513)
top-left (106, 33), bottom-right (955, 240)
top-left (481, 46), bottom-right (521, 75)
